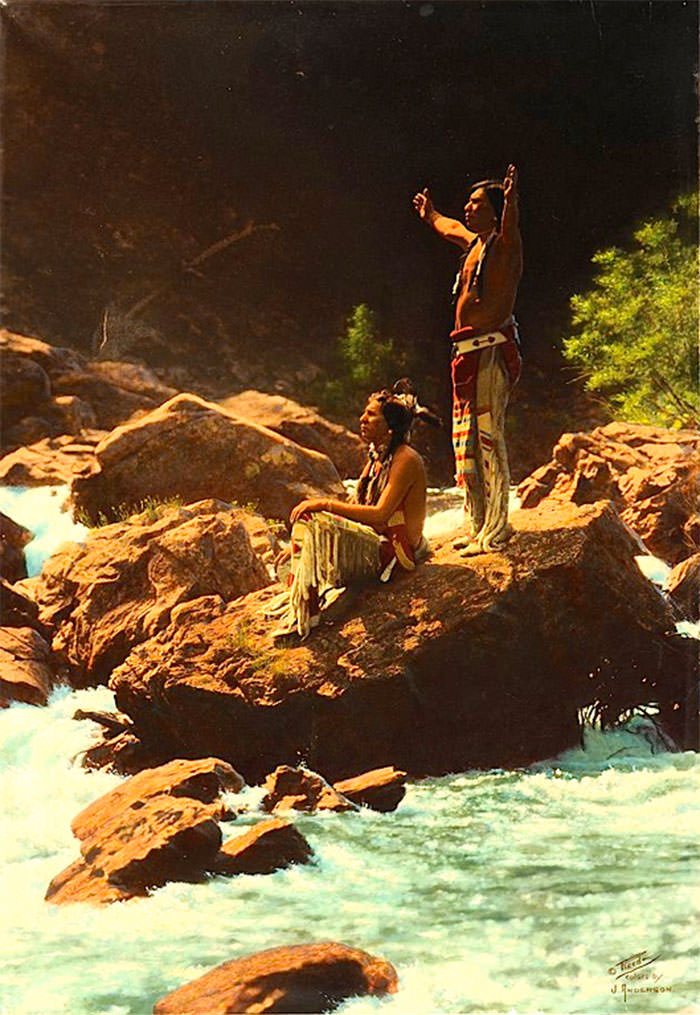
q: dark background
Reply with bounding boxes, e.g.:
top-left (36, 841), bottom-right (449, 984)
top-left (2, 1), bottom-right (697, 467)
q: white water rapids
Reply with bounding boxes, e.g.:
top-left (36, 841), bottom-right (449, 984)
top-left (0, 486), bottom-right (698, 1015)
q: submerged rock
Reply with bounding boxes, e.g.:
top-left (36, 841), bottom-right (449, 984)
top-left (45, 758), bottom-right (244, 905)
top-left (261, 766), bottom-right (357, 814)
top-left (212, 818), bottom-right (313, 876)
top-left (111, 501), bottom-right (692, 780)
top-left (32, 499), bottom-right (272, 687)
top-left (219, 389), bottom-right (366, 479)
top-left (517, 421), bottom-right (700, 564)
top-left (152, 942), bottom-right (398, 1014)
top-left (71, 392), bottom-right (346, 525)
top-left (0, 626), bottom-right (54, 707)
top-left (333, 766), bottom-right (407, 812)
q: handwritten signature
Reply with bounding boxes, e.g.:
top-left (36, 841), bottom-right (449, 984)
top-left (608, 950), bottom-right (661, 980)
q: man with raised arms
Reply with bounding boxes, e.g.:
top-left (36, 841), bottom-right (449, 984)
top-left (413, 164), bottom-right (523, 554)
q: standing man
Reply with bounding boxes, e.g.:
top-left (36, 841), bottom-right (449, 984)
top-left (413, 165), bottom-right (523, 554)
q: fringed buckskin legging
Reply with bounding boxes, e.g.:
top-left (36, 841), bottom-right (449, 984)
top-left (452, 340), bottom-right (522, 551)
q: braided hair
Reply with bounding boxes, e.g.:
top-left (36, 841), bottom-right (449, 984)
top-left (356, 379), bottom-right (442, 505)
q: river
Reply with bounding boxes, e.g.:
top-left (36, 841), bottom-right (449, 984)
top-left (0, 486), bottom-right (697, 1015)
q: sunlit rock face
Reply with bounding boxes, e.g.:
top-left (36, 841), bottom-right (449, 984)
top-left (32, 498), bottom-right (274, 688)
top-left (518, 422), bottom-right (700, 565)
top-left (70, 393), bottom-right (346, 525)
top-left (152, 942), bottom-right (398, 1015)
top-left (111, 501), bottom-right (692, 782)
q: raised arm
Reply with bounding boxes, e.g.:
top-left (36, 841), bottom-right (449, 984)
top-left (412, 187), bottom-right (474, 250)
top-left (500, 164), bottom-right (520, 243)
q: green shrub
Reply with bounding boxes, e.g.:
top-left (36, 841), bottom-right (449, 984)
top-left (563, 194), bottom-right (699, 427)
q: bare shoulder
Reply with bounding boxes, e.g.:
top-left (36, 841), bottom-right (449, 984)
top-left (392, 443), bottom-right (425, 475)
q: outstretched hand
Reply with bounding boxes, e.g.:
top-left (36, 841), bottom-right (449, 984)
top-left (503, 164), bottom-right (518, 198)
top-left (412, 187), bottom-right (434, 221)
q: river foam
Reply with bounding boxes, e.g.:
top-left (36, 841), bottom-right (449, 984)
top-left (0, 486), bottom-right (697, 1014)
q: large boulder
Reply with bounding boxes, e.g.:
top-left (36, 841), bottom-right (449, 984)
top-left (219, 389), bottom-right (366, 479)
top-left (71, 392), bottom-right (346, 525)
top-left (0, 626), bottom-right (54, 707)
top-left (111, 501), bottom-right (695, 782)
top-left (33, 499), bottom-right (272, 687)
top-left (517, 422), bottom-right (700, 564)
top-left (152, 942), bottom-right (398, 1015)
top-left (0, 511), bottom-right (31, 582)
top-left (45, 758), bottom-right (244, 905)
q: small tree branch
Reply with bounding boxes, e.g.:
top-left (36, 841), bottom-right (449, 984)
top-left (122, 220), bottom-right (280, 321)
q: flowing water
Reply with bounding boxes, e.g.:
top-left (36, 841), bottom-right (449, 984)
top-left (1, 487), bottom-right (698, 1015)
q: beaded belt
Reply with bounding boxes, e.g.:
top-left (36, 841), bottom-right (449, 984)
top-left (452, 330), bottom-right (509, 356)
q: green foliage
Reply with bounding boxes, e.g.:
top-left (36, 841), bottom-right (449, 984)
top-left (76, 496), bottom-right (183, 528)
top-left (563, 193), bottom-right (699, 427)
top-left (312, 303), bottom-right (398, 416)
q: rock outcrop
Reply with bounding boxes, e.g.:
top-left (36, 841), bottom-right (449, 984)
top-left (45, 758), bottom-right (244, 905)
top-left (0, 626), bottom-right (54, 707)
top-left (0, 431), bottom-right (106, 486)
top-left (71, 392), bottom-right (346, 525)
top-left (212, 818), bottom-right (313, 876)
top-left (333, 766), bottom-right (407, 812)
top-left (665, 553), bottom-right (699, 621)
top-left (517, 422), bottom-right (700, 564)
top-left (33, 499), bottom-right (272, 687)
top-left (219, 389), bottom-right (366, 479)
top-left (110, 501), bottom-right (694, 781)
top-left (0, 511), bottom-right (31, 582)
top-left (261, 766), bottom-right (357, 814)
top-left (152, 942), bottom-right (398, 1015)
top-left (0, 330), bottom-right (177, 454)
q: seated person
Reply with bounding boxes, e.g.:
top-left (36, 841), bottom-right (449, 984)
top-left (266, 379), bottom-right (441, 638)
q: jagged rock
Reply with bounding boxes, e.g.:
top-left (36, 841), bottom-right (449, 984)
top-left (212, 818), bottom-right (313, 875)
top-left (111, 501), bottom-right (695, 780)
top-left (665, 553), bottom-right (699, 620)
top-left (81, 731), bottom-right (166, 776)
top-left (219, 389), bottom-right (366, 479)
top-left (73, 707), bottom-right (134, 737)
top-left (45, 758), bottom-right (244, 905)
top-left (333, 766), bottom-right (407, 812)
top-left (0, 431), bottom-right (106, 486)
top-left (152, 942), bottom-right (398, 1014)
top-left (32, 499), bottom-right (272, 687)
top-left (517, 422), bottom-right (700, 564)
top-left (0, 579), bottom-right (43, 632)
top-left (0, 511), bottom-right (31, 582)
top-left (261, 766), bottom-right (357, 814)
top-left (0, 626), bottom-right (54, 706)
top-left (52, 362), bottom-right (177, 431)
top-left (71, 392), bottom-right (346, 525)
